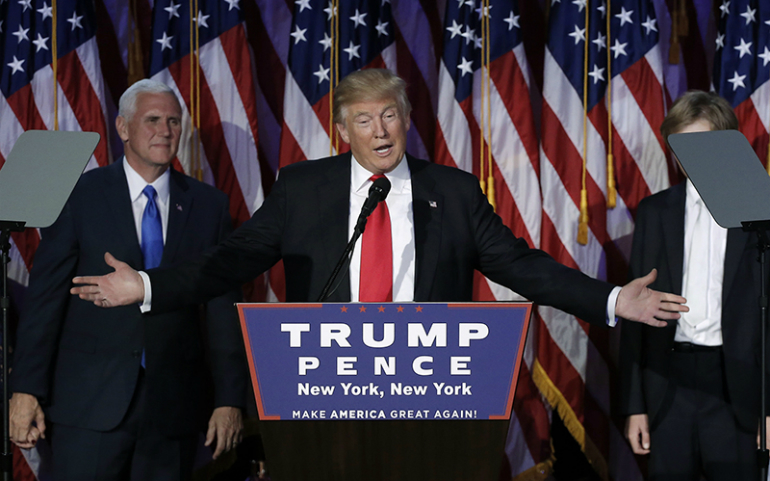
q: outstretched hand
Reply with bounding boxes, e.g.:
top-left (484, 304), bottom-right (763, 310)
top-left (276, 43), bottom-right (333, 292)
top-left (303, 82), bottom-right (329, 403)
top-left (70, 252), bottom-right (144, 307)
top-left (616, 269), bottom-right (687, 327)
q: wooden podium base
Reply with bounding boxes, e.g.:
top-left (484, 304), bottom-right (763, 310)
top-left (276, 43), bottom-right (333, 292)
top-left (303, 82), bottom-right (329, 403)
top-left (259, 419), bottom-right (509, 480)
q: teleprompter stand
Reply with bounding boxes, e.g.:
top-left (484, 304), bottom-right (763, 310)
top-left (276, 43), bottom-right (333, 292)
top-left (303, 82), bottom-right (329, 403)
top-left (669, 130), bottom-right (770, 481)
top-left (0, 131), bottom-right (99, 480)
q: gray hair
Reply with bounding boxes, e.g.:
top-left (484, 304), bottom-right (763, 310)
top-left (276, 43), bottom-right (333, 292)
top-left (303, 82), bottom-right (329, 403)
top-left (118, 79), bottom-right (179, 120)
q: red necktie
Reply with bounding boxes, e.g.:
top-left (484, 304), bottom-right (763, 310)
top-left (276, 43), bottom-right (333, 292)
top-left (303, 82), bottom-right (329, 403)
top-left (359, 175), bottom-right (393, 302)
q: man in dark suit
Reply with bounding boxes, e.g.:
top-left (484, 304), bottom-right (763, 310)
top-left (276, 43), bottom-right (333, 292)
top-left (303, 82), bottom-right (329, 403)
top-left (9, 80), bottom-right (248, 480)
top-left (619, 91), bottom-right (765, 479)
top-left (72, 69), bottom-right (686, 329)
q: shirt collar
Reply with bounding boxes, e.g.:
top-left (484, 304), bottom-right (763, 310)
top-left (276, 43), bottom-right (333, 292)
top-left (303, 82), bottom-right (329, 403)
top-left (685, 179), bottom-right (702, 208)
top-left (123, 157), bottom-right (171, 204)
top-left (350, 154), bottom-right (411, 195)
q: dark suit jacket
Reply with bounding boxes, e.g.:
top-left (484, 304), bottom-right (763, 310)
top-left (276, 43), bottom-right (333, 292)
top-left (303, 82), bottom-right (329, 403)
top-left (618, 182), bottom-right (767, 431)
top-left (11, 160), bottom-right (248, 436)
top-left (150, 153), bottom-right (614, 325)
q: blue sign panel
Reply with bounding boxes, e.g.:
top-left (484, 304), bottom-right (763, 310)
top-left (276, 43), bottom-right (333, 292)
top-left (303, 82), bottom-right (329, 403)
top-left (238, 303), bottom-right (531, 421)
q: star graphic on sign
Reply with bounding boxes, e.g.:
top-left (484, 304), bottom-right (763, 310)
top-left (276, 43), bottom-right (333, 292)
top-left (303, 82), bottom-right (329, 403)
top-left (313, 64), bottom-right (330, 84)
top-left (397, 306), bottom-right (404, 312)
top-left (156, 31), bottom-right (173, 50)
top-left (727, 71), bottom-right (746, 91)
top-left (12, 24), bottom-right (29, 43)
top-left (597, 1), bottom-right (606, 18)
top-left (461, 25), bottom-right (475, 45)
top-left (588, 64), bottom-right (605, 84)
top-left (572, 0), bottom-right (586, 13)
top-left (37, 2), bottom-right (52, 19)
top-left (592, 32), bottom-right (606, 51)
top-left (32, 33), bottom-right (48, 52)
top-left (7, 55), bottom-right (24, 75)
top-left (18, 0), bottom-right (31, 12)
top-left (641, 16), bottom-right (657, 34)
top-left (610, 38), bottom-right (628, 58)
top-left (733, 38), bottom-right (752, 58)
top-left (67, 11), bottom-right (83, 30)
top-left (359, 306), bottom-right (367, 312)
top-left (715, 33), bottom-right (725, 49)
top-left (759, 46), bottom-right (770, 66)
top-left (323, 1), bottom-right (337, 20)
top-left (340, 306), bottom-right (348, 312)
top-left (504, 11), bottom-right (519, 31)
top-left (415, 306), bottom-right (423, 312)
top-left (719, 0), bottom-right (730, 17)
top-left (350, 8), bottom-right (367, 28)
top-left (457, 56), bottom-right (473, 76)
top-left (446, 19), bottom-right (463, 38)
top-left (194, 11), bottom-right (210, 28)
top-left (375, 19), bottom-right (388, 37)
top-left (378, 306), bottom-right (385, 312)
top-left (295, 0), bottom-right (311, 13)
top-left (568, 24), bottom-right (585, 45)
top-left (319, 32), bottom-right (332, 51)
top-left (343, 40), bottom-right (361, 60)
top-left (224, 0), bottom-right (240, 11)
top-left (615, 7), bottom-right (634, 26)
top-left (164, 1), bottom-right (180, 19)
top-left (290, 25), bottom-right (307, 44)
top-left (739, 5), bottom-right (755, 25)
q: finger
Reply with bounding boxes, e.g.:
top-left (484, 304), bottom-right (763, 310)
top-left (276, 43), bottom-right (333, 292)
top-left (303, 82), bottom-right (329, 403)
top-left (212, 437), bottom-right (225, 459)
top-left (71, 276), bottom-right (103, 287)
top-left (643, 268), bottom-right (658, 284)
top-left (658, 293), bottom-right (687, 306)
top-left (641, 428), bottom-right (650, 450)
top-left (35, 411), bottom-right (46, 438)
top-left (205, 423), bottom-right (215, 447)
top-left (27, 426), bottom-right (40, 444)
top-left (104, 252), bottom-right (123, 269)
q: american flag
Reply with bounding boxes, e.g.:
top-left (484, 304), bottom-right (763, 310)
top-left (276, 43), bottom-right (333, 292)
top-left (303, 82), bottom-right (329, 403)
top-left (148, 0), bottom-right (263, 227)
top-left (1, 0), bottom-right (110, 476)
top-left (435, 0), bottom-right (553, 475)
top-left (538, 0), bottom-right (669, 478)
top-left (714, 0), bottom-right (770, 164)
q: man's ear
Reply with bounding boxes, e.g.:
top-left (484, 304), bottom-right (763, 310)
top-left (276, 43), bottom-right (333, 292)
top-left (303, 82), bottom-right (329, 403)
top-left (335, 122), bottom-right (350, 144)
top-left (116, 116), bottom-right (129, 143)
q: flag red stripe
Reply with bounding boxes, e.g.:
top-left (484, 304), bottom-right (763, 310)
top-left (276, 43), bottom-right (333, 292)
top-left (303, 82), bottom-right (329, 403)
top-left (6, 84), bottom-right (47, 131)
top-left (57, 50), bottom-right (110, 166)
top-left (620, 57), bottom-right (667, 153)
top-left (220, 26), bottom-right (260, 154)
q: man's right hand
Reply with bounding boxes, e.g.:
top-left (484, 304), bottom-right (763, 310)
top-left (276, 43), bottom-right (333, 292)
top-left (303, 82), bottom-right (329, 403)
top-left (625, 413), bottom-right (650, 455)
top-left (70, 252), bottom-right (144, 307)
top-left (9, 393), bottom-right (46, 448)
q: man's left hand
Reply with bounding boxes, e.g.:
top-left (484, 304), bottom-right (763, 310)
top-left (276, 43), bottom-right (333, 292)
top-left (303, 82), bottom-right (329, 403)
top-left (616, 269), bottom-right (688, 328)
top-left (205, 406), bottom-right (243, 459)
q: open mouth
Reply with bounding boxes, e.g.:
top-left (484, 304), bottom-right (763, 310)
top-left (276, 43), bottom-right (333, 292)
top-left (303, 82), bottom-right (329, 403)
top-left (374, 144), bottom-right (393, 155)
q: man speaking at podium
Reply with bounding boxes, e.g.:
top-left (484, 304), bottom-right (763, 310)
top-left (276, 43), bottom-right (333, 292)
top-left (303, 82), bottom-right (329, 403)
top-left (72, 69), bottom-right (685, 336)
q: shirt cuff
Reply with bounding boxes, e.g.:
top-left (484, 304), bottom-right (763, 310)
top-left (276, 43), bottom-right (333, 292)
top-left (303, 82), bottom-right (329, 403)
top-left (138, 271), bottom-right (152, 313)
top-left (606, 286), bottom-right (622, 327)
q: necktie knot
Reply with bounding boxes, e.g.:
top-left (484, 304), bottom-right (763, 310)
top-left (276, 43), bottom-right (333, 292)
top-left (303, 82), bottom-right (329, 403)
top-left (142, 185), bottom-right (157, 201)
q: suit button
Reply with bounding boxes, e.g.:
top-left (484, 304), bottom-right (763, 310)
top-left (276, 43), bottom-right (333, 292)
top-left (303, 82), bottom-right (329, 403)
top-left (132, 350), bottom-right (141, 358)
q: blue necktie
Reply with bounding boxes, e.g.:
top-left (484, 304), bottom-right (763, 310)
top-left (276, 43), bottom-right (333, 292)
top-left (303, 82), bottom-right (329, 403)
top-left (140, 185), bottom-right (163, 368)
top-left (141, 185), bottom-right (163, 269)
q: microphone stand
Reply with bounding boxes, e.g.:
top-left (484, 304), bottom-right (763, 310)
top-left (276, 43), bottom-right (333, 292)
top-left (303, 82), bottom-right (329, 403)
top-left (742, 220), bottom-right (770, 481)
top-left (317, 223), bottom-right (366, 302)
top-left (1, 221), bottom-right (24, 481)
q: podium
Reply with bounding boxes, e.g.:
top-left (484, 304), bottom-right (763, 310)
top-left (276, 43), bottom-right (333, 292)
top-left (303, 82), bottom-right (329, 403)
top-left (238, 302), bottom-right (532, 480)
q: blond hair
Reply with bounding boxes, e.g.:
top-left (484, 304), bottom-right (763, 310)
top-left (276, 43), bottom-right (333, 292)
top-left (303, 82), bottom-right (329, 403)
top-left (332, 69), bottom-right (411, 125)
top-left (660, 90), bottom-right (738, 140)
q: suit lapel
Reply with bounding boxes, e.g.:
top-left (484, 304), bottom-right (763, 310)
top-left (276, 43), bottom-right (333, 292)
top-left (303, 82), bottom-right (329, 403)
top-left (409, 156), bottom-right (442, 300)
top-left (722, 228), bottom-right (751, 302)
top-left (103, 160), bottom-right (145, 269)
top-left (662, 183), bottom-right (686, 294)
top-left (317, 155), bottom-right (353, 301)
top-left (163, 169), bottom-right (193, 265)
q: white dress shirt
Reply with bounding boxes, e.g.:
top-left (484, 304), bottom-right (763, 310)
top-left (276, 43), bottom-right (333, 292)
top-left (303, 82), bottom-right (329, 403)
top-left (348, 155), bottom-right (415, 302)
top-left (123, 159), bottom-right (171, 244)
top-left (674, 180), bottom-right (727, 345)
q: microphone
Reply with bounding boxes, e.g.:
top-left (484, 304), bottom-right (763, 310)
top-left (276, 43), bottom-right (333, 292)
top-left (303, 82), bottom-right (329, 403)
top-left (355, 176), bottom-right (391, 234)
top-left (318, 176), bottom-right (391, 302)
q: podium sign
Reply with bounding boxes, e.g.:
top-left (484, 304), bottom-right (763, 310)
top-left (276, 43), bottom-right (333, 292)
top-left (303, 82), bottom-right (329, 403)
top-left (238, 302), bottom-right (531, 421)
